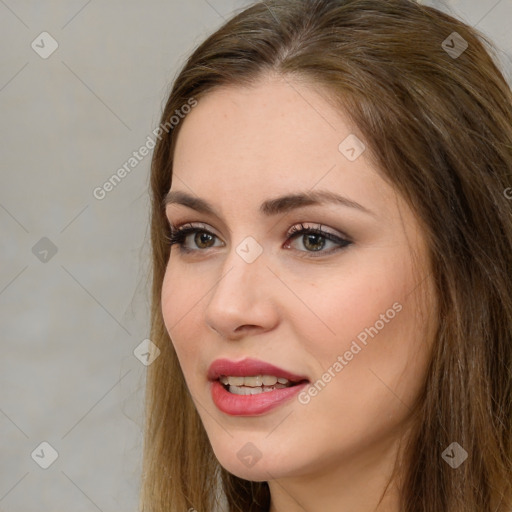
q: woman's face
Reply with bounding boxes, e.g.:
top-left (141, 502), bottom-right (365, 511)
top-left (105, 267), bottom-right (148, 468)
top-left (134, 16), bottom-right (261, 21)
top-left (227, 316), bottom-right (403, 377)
top-left (161, 75), bottom-right (436, 483)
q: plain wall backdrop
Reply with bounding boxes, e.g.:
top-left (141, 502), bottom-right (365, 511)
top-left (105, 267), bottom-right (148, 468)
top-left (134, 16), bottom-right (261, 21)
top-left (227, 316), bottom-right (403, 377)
top-left (1, 0), bottom-right (511, 510)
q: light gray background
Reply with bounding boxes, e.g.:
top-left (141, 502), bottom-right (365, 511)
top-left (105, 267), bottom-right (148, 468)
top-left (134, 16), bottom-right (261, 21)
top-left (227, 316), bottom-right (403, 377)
top-left (1, 1), bottom-right (511, 511)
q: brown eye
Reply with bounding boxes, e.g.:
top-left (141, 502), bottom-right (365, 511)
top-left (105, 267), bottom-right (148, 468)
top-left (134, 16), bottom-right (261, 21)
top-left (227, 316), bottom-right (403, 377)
top-left (302, 233), bottom-right (326, 251)
top-left (194, 232), bottom-right (215, 248)
top-left (286, 223), bottom-right (352, 257)
top-left (167, 222), bottom-right (352, 257)
top-left (167, 224), bottom-right (222, 251)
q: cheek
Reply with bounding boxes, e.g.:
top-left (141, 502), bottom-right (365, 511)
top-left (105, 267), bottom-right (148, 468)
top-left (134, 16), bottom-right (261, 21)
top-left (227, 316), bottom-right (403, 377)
top-left (160, 264), bottom-right (213, 403)
top-left (161, 263), bottom-right (201, 357)
top-left (161, 257), bottom-right (205, 320)
top-left (161, 265), bottom-right (178, 333)
top-left (297, 247), bottom-right (431, 407)
top-left (297, 252), bottom-right (416, 359)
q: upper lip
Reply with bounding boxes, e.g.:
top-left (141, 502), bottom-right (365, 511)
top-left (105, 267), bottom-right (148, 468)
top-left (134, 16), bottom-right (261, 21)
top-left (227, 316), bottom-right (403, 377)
top-left (208, 357), bottom-right (309, 383)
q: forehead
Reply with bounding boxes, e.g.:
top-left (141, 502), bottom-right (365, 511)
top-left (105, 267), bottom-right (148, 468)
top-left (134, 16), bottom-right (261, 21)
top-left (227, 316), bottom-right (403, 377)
top-left (171, 77), bottom-right (393, 217)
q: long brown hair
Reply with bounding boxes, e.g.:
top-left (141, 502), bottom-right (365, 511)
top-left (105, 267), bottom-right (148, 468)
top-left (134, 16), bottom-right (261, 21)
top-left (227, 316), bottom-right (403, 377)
top-left (140, 1), bottom-right (512, 510)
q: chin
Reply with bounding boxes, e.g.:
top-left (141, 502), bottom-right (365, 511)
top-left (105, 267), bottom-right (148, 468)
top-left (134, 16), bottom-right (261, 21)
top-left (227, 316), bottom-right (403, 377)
top-left (210, 437), bottom-right (304, 482)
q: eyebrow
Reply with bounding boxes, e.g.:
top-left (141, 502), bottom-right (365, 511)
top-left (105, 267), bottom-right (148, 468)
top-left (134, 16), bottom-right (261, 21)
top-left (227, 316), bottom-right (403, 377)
top-left (163, 189), bottom-right (375, 217)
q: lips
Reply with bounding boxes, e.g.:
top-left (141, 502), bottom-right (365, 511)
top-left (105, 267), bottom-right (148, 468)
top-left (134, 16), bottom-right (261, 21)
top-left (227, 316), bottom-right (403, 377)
top-left (207, 357), bottom-right (310, 416)
top-left (207, 357), bottom-right (309, 383)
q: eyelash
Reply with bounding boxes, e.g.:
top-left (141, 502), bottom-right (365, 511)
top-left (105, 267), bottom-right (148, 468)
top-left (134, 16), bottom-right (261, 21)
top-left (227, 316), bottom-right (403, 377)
top-left (165, 222), bottom-right (352, 258)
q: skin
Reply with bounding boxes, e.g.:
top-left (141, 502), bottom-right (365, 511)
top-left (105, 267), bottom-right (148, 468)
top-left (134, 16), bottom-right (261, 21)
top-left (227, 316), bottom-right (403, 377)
top-left (161, 73), bottom-right (437, 512)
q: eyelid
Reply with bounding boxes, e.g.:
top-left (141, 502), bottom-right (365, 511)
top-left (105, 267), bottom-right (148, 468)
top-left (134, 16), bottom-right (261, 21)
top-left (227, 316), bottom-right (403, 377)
top-left (287, 222), bottom-right (351, 241)
top-left (169, 221), bottom-right (215, 235)
top-left (167, 221), bottom-right (344, 241)
top-left (285, 223), bottom-right (352, 257)
top-left (167, 219), bottom-right (349, 239)
top-left (167, 220), bottom-right (352, 256)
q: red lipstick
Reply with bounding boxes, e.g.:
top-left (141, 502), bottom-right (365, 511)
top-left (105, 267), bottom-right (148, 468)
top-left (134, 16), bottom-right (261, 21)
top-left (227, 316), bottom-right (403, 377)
top-left (208, 357), bottom-right (309, 416)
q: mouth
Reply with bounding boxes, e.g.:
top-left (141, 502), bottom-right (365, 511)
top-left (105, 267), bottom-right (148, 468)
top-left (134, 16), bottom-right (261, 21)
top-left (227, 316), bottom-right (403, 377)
top-left (218, 374), bottom-right (308, 395)
top-left (208, 357), bottom-right (310, 415)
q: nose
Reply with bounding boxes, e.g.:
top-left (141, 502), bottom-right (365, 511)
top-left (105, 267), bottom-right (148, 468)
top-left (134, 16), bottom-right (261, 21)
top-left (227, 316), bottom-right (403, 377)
top-left (204, 242), bottom-right (280, 340)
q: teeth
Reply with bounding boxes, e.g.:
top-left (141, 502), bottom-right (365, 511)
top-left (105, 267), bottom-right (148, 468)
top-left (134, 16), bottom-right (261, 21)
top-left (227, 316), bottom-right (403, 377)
top-left (262, 375), bottom-right (278, 386)
top-left (244, 375), bottom-right (262, 386)
top-left (220, 374), bottom-right (290, 387)
top-left (228, 383), bottom-right (288, 395)
top-left (227, 376), bottom-right (244, 386)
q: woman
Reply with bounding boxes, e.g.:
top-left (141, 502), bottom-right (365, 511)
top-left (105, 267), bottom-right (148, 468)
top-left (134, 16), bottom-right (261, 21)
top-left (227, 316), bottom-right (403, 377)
top-left (140, 1), bottom-right (512, 510)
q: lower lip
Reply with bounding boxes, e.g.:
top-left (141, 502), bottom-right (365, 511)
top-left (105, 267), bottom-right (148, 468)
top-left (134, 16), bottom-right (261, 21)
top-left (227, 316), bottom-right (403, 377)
top-left (210, 380), bottom-right (308, 416)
